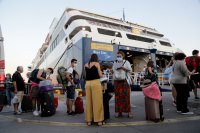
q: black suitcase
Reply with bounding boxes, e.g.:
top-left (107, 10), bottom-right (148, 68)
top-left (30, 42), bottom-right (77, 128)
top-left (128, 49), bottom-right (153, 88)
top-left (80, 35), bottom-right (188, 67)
top-left (40, 91), bottom-right (55, 117)
top-left (21, 95), bottom-right (32, 112)
top-left (0, 94), bottom-right (7, 112)
top-left (103, 91), bottom-right (113, 120)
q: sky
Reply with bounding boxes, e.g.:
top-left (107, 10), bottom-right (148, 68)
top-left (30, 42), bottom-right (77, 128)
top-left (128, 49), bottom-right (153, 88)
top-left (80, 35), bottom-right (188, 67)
top-left (0, 0), bottom-right (200, 77)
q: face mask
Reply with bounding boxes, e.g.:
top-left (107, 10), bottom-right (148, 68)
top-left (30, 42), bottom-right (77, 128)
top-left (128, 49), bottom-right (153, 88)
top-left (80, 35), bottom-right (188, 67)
top-left (117, 57), bottom-right (123, 62)
top-left (46, 71), bottom-right (51, 76)
top-left (74, 63), bottom-right (77, 67)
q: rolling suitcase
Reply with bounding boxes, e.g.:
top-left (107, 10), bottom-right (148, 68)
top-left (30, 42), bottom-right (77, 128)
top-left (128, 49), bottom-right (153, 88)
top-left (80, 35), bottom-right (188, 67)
top-left (75, 97), bottom-right (84, 114)
top-left (21, 95), bottom-right (32, 112)
top-left (145, 97), bottom-right (164, 122)
top-left (40, 91), bottom-right (55, 117)
top-left (54, 96), bottom-right (58, 109)
top-left (103, 92), bottom-right (112, 120)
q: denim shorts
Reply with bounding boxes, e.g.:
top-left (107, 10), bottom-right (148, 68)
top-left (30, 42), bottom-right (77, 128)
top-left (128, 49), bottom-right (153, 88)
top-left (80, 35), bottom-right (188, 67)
top-left (66, 86), bottom-right (75, 100)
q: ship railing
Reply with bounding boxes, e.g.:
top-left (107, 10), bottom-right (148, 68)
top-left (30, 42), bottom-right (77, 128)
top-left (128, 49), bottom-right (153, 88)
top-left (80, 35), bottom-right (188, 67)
top-left (105, 72), bottom-right (169, 86)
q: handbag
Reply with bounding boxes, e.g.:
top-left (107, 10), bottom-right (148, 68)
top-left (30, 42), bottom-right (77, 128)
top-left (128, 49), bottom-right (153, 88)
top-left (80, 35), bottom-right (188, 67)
top-left (113, 61), bottom-right (127, 80)
top-left (142, 81), bottom-right (161, 101)
top-left (126, 73), bottom-right (134, 85)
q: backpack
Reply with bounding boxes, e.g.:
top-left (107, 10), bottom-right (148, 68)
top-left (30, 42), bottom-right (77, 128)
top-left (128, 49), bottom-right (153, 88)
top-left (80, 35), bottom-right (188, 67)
top-left (29, 69), bottom-right (39, 83)
top-left (72, 70), bottom-right (80, 84)
top-left (56, 66), bottom-right (68, 85)
top-left (75, 97), bottom-right (84, 114)
top-left (113, 60), bottom-right (127, 80)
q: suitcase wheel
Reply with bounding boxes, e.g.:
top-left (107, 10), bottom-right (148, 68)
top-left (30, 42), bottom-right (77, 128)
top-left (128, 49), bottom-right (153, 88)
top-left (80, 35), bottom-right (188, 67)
top-left (153, 119), bottom-right (160, 123)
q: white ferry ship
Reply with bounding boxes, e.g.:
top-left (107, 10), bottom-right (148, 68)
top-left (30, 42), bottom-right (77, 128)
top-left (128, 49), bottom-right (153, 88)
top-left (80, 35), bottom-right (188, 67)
top-left (30, 8), bottom-right (179, 83)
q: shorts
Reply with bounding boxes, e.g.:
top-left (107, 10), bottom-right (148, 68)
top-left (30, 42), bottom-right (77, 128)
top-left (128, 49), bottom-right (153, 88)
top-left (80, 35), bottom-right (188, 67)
top-left (66, 86), bottom-right (75, 100)
top-left (32, 86), bottom-right (40, 98)
top-left (12, 91), bottom-right (24, 104)
top-left (191, 74), bottom-right (200, 87)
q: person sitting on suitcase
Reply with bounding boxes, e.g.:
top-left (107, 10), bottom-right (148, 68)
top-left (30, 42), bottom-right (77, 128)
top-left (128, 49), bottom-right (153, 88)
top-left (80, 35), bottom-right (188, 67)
top-left (66, 59), bottom-right (78, 115)
top-left (30, 67), bottom-right (54, 116)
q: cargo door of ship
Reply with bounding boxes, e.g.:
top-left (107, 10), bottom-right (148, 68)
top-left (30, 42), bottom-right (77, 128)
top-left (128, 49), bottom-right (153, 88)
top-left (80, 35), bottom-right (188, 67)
top-left (118, 45), bottom-right (150, 72)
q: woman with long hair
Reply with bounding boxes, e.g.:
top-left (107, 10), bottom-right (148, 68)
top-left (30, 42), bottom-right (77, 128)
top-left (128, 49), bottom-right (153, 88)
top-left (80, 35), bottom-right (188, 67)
top-left (84, 54), bottom-right (104, 126)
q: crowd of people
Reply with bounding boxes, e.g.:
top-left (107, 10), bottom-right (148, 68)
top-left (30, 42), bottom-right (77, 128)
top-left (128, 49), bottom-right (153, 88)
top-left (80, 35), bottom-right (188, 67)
top-left (2, 49), bottom-right (200, 126)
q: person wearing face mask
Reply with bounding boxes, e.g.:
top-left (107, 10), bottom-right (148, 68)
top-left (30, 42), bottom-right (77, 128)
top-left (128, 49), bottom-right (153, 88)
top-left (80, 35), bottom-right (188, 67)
top-left (30, 67), bottom-right (54, 116)
top-left (112, 51), bottom-right (133, 118)
top-left (12, 66), bottom-right (25, 115)
top-left (5, 73), bottom-right (14, 107)
top-left (66, 59), bottom-right (79, 115)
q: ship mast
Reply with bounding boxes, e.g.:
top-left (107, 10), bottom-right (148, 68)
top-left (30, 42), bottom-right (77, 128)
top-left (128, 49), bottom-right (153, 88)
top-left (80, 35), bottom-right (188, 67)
top-left (123, 8), bottom-right (125, 21)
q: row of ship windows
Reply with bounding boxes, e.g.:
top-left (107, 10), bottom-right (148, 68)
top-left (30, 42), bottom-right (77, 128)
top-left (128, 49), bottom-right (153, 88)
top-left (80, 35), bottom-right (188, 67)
top-left (64, 15), bottom-right (163, 39)
top-left (38, 25), bottom-right (170, 68)
top-left (48, 26), bottom-right (171, 59)
top-left (64, 27), bottom-right (171, 46)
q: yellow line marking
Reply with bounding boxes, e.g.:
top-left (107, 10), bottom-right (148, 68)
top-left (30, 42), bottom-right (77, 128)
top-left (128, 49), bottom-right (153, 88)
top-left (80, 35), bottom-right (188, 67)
top-left (0, 115), bottom-right (200, 127)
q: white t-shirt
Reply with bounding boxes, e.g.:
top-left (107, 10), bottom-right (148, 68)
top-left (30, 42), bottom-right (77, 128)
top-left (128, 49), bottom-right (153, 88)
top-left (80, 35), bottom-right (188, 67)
top-left (67, 67), bottom-right (74, 86)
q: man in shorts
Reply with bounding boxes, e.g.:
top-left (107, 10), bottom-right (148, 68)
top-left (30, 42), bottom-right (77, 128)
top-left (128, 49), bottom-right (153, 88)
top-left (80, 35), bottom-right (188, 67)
top-left (185, 49), bottom-right (200, 100)
top-left (12, 66), bottom-right (25, 115)
top-left (66, 59), bottom-right (78, 115)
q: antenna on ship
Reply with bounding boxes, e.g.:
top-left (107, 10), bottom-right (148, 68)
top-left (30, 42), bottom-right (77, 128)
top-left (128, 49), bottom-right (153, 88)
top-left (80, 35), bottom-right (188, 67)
top-left (123, 8), bottom-right (125, 21)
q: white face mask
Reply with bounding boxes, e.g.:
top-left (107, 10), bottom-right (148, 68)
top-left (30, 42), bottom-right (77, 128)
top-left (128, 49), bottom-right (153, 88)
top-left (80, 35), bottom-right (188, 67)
top-left (46, 71), bottom-right (51, 76)
top-left (74, 63), bottom-right (77, 67)
top-left (117, 57), bottom-right (123, 62)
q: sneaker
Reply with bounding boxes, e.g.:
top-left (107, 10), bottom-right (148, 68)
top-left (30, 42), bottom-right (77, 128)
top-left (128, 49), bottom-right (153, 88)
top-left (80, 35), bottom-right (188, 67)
top-left (181, 112), bottom-right (194, 115)
top-left (177, 111), bottom-right (181, 113)
top-left (33, 110), bottom-right (39, 116)
top-left (68, 111), bottom-right (76, 116)
top-left (14, 111), bottom-right (22, 115)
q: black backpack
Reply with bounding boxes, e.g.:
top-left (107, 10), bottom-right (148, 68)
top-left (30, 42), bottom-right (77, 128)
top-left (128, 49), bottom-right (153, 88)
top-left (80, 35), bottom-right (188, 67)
top-left (29, 69), bottom-right (39, 83)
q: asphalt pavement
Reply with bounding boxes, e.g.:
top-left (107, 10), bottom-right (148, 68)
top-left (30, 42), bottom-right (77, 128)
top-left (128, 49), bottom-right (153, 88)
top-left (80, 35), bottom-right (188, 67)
top-left (0, 89), bottom-right (200, 133)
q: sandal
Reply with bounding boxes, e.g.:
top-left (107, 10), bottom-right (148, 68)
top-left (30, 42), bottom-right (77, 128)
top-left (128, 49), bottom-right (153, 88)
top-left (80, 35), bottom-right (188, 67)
top-left (115, 113), bottom-right (123, 118)
top-left (128, 113), bottom-right (133, 118)
top-left (173, 101), bottom-right (177, 107)
top-left (87, 122), bottom-right (91, 126)
top-left (97, 121), bottom-right (105, 126)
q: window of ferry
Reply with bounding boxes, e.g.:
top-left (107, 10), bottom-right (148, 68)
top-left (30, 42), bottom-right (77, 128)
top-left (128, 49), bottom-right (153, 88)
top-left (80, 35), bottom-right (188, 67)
top-left (126, 34), bottom-right (154, 43)
top-left (97, 28), bottom-right (122, 37)
top-left (159, 41), bottom-right (172, 47)
top-left (69, 26), bottom-right (91, 40)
